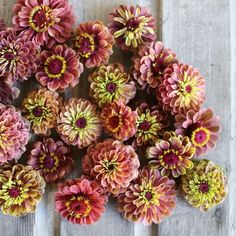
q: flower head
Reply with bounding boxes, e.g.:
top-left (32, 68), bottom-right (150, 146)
top-left (27, 138), bottom-right (74, 183)
top-left (108, 5), bottom-right (156, 50)
top-left (134, 103), bottom-right (169, 147)
top-left (57, 98), bottom-right (102, 149)
top-left (147, 132), bottom-right (195, 178)
top-left (157, 63), bottom-right (205, 115)
top-left (36, 44), bottom-right (83, 91)
top-left (74, 21), bottom-right (114, 68)
top-left (82, 139), bottom-right (140, 196)
top-left (181, 160), bottom-right (228, 211)
top-left (133, 41), bottom-right (177, 90)
top-left (22, 88), bottom-right (62, 136)
top-left (0, 164), bottom-right (45, 216)
top-left (12, 0), bottom-right (75, 46)
top-left (175, 108), bottom-right (221, 156)
top-left (0, 104), bottom-right (30, 164)
top-left (0, 28), bottom-right (38, 82)
top-left (55, 176), bottom-right (107, 224)
top-left (117, 166), bottom-right (176, 225)
top-left (89, 63), bottom-right (136, 107)
top-left (101, 101), bottom-right (137, 141)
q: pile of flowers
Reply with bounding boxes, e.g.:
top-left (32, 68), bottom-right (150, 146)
top-left (0, 0), bottom-right (227, 226)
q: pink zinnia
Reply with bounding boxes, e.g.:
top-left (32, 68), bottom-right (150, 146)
top-left (12, 0), bottom-right (75, 46)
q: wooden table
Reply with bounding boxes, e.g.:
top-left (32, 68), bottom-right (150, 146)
top-left (0, 0), bottom-right (235, 235)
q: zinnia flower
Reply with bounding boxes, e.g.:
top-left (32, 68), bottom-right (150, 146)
top-left (82, 139), bottom-right (140, 195)
top-left (89, 63), bottom-right (136, 107)
top-left (157, 63), bottom-right (205, 115)
top-left (175, 108), bottom-right (221, 156)
top-left (108, 5), bottom-right (156, 50)
top-left (117, 166), bottom-right (176, 225)
top-left (74, 21), bottom-right (114, 68)
top-left (22, 88), bottom-right (62, 136)
top-left (0, 28), bottom-right (38, 82)
top-left (27, 138), bottom-right (74, 183)
top-left (0, 163), bottom-right (45, 216)
top-left (12, 0), bottom-right (75, 46)
top-left (0, 104), bottom-right (30, 164)
top-left (101, 101), bottom-right (137, 141)
top-left (55, 176), bottom-right (107, 224)
top-left (134, 103), bottom-right (169, 147)
top-left (36, 44), bottom-right (83, 91)
top-left (57, 98), bottom-right (102, 149)
top-left (147, 132), bottom-right (195, 178)
top-left (181, 159), bottom-right (228, 211)
top-left (133, 41), bottom-right (177, 90)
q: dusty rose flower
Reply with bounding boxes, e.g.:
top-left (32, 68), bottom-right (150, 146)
top-left (101, 101), bottom-right (137, 141)
top-left (89, 63), bottom-right (136, 107)
top-left (0, 104), bottom-right (30, 164)
top-left (22, 88), bottom-right (62, 136)
top-left (181, 159), bottom-right (228, 211)
top-left (74, 21), bottom-right (114, 68)
top-left (82, 139), bottom-right (140, 196)
top-left (0, 163), bottom-right (45, 216)
top-left (57, 98), bottom-right (102, 149)
top-left (175, 108), bottom-right (221, 156)
top-left (108, 5), bottom-right (156, 50)
top-left (55, 176), bottom-right (107, 224)
top-left (133, 41), bottom-right (177, 90)
top-left (27, 138), bottom-right (74, 183)
top-left (147, 132), bottom-right (195, 178)
top-left (36, 44), bottom-right (83, 91)
top-left (0, 28), bottom-right (38, 82)
top-left (12, 0), bottom-right (75, 46)
top-left (157, 63), bottom-right (205, 115)
top-left (117, 166), bottom-right (176, 225)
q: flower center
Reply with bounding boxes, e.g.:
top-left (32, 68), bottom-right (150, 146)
top-left (33, 106), bottom-right (43, 117)
top-left (76, 117), bottom-right (87, 129)
top-left (106, 82), bottom-right (117, 93)
top-left (75, 33), bottom-right (95, 58)
top-left (185, 85), bottom-right (192, 93)
top-left (191, 127), bottom-right (210, 147)
top-left (139, 120), bottom-right (151, 131)
top-left (108, 115), bottom-right (121, 132)
top-left (151, 58), bottom-right (165, 76)
top-left (199, 183), bottom-right (209, 193)
top-left (145, 192), bottom-right (153, 201)
top-left (44, 155), bottom-right (55, 169)
top-left (44, 55), bottom-right (67, 79)
top-left (126, 18), bottom-right (140, 31)
top-left (4, 51), bottom-right (15, 61)
top-left (161, 150), bottom-right (180, 168)
top-left (8, 187), bottom-right (20, 198)
top-left (29, 5), bottom-right (55, 32)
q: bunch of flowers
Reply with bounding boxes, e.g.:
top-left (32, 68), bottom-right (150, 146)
top-left (0, 1), bottom-right (227, 228)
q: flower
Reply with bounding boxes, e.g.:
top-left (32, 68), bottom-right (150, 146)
top-left (22, 88), bottom-right (62, 136)
top-left (101, 101), bottom-right (137, 141)
top-left (82, 139), bottom-right (140, 195)
top-left (55, 176), bottom-right (107, 224)
top-left (12, 0), bottom-right (75, 46)
top-left (0, 104), bottom-right (30, 164)
top-left (157, 63), bottom-right (205, 115)
top-left (147, 132), bottom-right (195, 178)
top-left (181, 160), bottom-right (228, 211)
top-left (134, 103), bottom-right (169, 147)
top-left (74, 21), bottom-right (114, 68)
top-left (36, 44), bottom-right (83, 92)
top-left (27, 138), bottom-right (74, 183)
top-left (117, 166), bottom-right (176, 225)
top-left (57, 98), bottom-right (102, 149)
top-left (175, 108), bottom-right (221, 156)
top-left (0, 163), bottom-right (45, 216)
top-left (133, 41), bottom-right (177, 90)
top-left (108, 5), bottom-right (156, 50)
top-left (89, 63), bottom-right (136, 107)
top-left (0, 28), bottom-right (38, 82)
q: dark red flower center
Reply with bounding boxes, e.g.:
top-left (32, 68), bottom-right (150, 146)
top-left (106, 82), bottom-right (117, 93)
top-left (33, 106), bottom-right (43, 117)
top-left (139, 120), bottom-right (151, 131)
top-left (70, 199), bottom-right (87, 214)
top-left (151, 58), bottom-right (165, 76)
top-left (76, 117), bottom-right (87, 129)
top-left (44, 155), bottom-right (55, 169)
top-left (194, 130), bottom-right (208, 144)
top-left (4, 51), bottom-right (15, 61)
top-left (163, 151), bottom-right (179, 166)
top-left (9, 187), bottom-right (20, 198)
top-left (126, 18), bottom-right (140, 31)
top-left (109, 115), bottom-right (121, 130)
top-left (76, 33), bottom-right (95, 58)
top-left (145, 192), bottom-right (153, 201)
top-left (199, 183), bottom-right (209, 193)
top-left (47, 58), bottom-right (64, 76)
top-left (185, 85), bottom-right (192, 93)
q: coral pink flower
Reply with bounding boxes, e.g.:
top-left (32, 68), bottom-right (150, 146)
top-left (12, 0), bottom-right (75, 46)
top-left (82, 139), bottom-right (140, 196)
top-left (74, 21), bottom-right (114, 68)
top-left (55, 176), bottom-right (107, 224)
top-left (36, 44), bottom-right (83, 91)
top-left (175, 108), bottom-right (221, 156)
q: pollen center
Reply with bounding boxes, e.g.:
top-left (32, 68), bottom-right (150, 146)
top-left (139, 120), bottom-right (151, 131)
top-left (106, 82), bottom-right (117, 93)
top-left (33, 106), bottom-right (43, 117)
top-left (126, 18), bottom-right (140, 31)
top-left (161, 149), bottom-right (180, 169)
top-left (76, 117), bottom-right (87, 129)
top-left (8, 187), bottom-right (20, 198)
top-left (191, 127), bottom-right (210, 147)
top-left (199, 183), bottom-right (209, 193)
top-left (75, 33), bottom-right (95, 58)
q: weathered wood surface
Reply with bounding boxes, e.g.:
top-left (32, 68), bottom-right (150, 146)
top-left (0, 0), bottom-right (235, 236)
